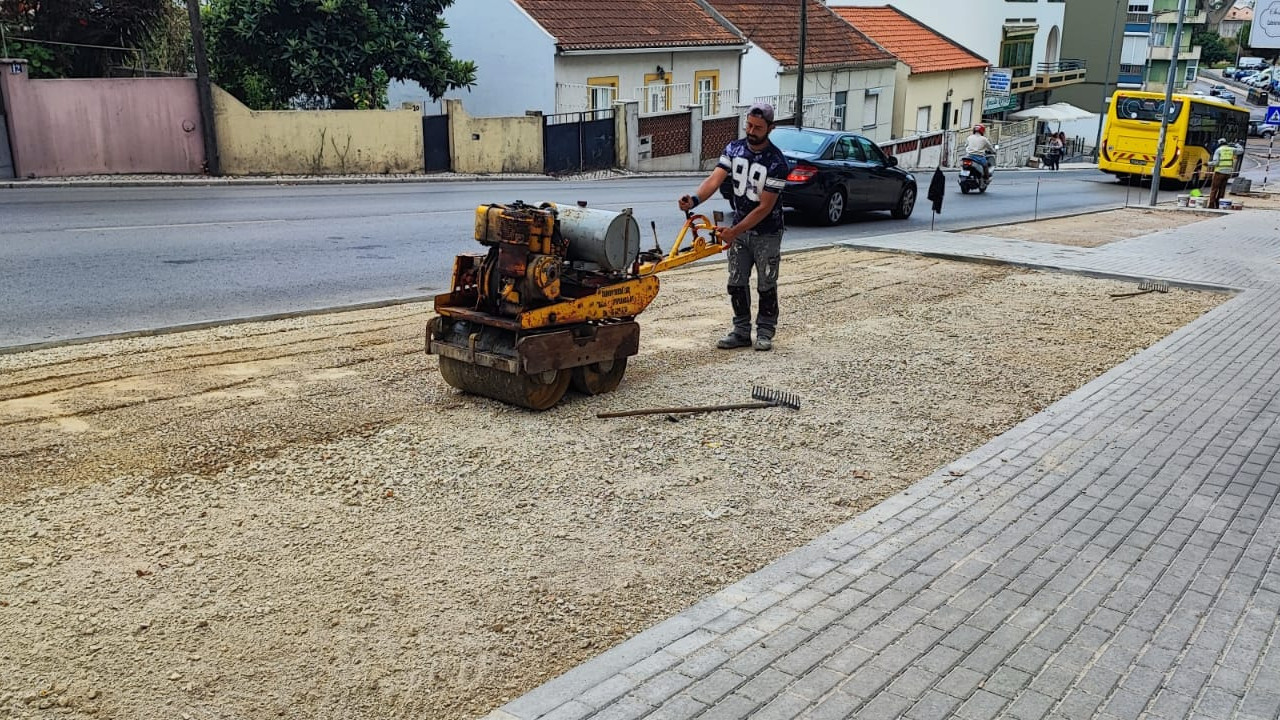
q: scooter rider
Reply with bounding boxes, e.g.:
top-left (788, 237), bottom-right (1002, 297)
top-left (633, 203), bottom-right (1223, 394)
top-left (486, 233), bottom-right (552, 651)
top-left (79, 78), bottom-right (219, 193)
top-left (964, 125), bottom-right (995, 180)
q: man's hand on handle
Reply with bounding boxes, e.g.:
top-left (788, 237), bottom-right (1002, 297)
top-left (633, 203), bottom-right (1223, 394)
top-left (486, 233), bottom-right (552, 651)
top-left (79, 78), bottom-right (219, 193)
top-left (716, 225), bottom-right (738, 248)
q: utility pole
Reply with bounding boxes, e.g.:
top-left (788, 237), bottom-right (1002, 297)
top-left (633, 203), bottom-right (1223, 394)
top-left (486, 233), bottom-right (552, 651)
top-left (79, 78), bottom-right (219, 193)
top-left (796, 0), bottom-right (806, 128)
top-left (1148, 0), bottom-right (1188, 206)
top-left (186, 0), bottom-right (221, 176)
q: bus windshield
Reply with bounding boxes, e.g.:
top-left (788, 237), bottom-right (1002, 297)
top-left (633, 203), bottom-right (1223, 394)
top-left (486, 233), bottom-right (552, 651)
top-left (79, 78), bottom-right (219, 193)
top-left (1115, 95), bottom-right (1182, 122)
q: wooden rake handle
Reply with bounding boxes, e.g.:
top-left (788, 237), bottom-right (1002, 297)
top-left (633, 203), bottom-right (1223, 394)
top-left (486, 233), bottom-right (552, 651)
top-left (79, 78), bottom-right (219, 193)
top-left (597, 402), bottom-right (775, 419)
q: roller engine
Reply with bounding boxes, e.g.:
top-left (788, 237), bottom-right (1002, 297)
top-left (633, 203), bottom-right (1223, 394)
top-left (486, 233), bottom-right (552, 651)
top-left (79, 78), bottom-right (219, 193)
top-left (426, 201), bottom-right (723, 410)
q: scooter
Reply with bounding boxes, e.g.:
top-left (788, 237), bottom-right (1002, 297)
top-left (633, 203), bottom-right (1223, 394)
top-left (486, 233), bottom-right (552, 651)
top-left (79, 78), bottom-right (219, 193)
top-left (957, 148), bottom-right (997, 194)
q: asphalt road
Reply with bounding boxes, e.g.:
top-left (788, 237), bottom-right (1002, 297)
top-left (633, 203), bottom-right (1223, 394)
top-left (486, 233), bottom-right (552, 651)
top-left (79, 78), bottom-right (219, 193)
top-left (0, 171), bottom-right (1154, 349)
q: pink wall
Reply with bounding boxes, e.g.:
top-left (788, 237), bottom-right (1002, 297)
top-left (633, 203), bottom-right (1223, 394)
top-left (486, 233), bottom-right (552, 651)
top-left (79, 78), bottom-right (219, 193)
top-left (0, 61), bottom-right (205, 177)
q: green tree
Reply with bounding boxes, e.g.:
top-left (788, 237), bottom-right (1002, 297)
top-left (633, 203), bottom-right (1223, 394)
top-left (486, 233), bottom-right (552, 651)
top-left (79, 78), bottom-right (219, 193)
top-left (140, 0), bottom-right (192, 76)
top-left (0, 0), bottom-right (170, 77)
top-left (1238, 23), bottom-right (1250, 50)
top-left (205, 0), bottom-right (476, 110)
top-left (1192, 30), bottom-right (1233, 65)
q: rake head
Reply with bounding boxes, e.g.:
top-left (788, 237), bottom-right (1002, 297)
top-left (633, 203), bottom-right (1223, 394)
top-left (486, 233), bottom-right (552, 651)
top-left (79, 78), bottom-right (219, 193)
top-left (751, 385), bottom-right (802, 410)
top-left (1138, 279), bottom-right (1170, 293)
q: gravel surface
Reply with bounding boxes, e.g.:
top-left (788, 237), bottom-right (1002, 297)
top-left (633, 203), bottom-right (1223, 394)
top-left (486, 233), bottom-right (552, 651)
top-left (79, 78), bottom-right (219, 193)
top-left (0, 234), bottom-right (1225, 719)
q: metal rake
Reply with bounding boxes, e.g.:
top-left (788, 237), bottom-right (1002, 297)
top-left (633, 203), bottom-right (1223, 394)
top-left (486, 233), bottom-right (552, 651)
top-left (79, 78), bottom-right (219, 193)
top-left (597, 385), bottom-right (802, 418)
top-left (1110, 279), bottom-right (1171, 299)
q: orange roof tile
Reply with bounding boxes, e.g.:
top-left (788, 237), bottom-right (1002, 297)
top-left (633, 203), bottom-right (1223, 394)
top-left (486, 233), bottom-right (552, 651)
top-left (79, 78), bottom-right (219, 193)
top-left (705, 0), bottom-right (894, 70)
top-left (832, 6), bottom-right (989, 75)
top-left (512, 0), bottom-right (744, 51)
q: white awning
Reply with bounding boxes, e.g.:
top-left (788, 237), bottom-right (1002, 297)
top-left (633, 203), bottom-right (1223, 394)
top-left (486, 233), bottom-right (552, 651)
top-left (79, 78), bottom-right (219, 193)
top-left (1008, 102), bottom-right (1097, 123)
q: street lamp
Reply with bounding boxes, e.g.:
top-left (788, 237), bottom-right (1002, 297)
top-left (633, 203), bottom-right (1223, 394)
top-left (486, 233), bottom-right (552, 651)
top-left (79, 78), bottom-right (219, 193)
top-left (1149, 0), bottom-right (1189, 206)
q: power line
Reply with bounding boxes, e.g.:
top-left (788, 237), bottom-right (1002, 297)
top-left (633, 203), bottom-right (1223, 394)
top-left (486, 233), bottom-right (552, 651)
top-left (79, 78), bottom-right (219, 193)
top-left (6, 35), bottom-right (139, 52)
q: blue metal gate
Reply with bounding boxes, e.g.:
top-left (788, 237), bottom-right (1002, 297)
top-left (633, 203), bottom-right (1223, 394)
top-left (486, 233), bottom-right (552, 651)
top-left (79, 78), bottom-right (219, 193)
top-left (543, 109), bottom-right (615, 175)
top-left (423, 114), bottom-right (450, 172)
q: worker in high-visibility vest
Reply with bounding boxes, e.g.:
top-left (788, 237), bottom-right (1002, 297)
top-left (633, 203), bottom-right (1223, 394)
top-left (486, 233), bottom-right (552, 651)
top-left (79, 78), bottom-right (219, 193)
top-left (1208, 137), bottom-right (1237, 210)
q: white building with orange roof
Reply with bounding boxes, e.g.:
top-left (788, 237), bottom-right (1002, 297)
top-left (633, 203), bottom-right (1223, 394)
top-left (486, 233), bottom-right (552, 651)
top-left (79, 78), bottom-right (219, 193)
top-left (832, 6), bottom-right (990, 138)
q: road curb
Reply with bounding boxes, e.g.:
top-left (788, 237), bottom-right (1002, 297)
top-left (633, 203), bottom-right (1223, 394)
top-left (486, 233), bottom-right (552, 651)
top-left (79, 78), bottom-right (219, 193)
top-left (1, 167), bottom-right (1096, 190)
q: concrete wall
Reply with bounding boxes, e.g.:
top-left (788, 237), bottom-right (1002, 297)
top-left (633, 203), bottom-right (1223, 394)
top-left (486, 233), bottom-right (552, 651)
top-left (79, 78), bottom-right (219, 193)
top-left (440, 0), bottom-right (557, 116)
top-left (0, 59), bottom-right (204, 177)
top-left (740, 43), bottom-right (784, 104)
top-left (445, 99), bottom-right (542, 173)
top-left (1058, 0), bottom-right (1126, 113)
top-left (213, 87), bottom-right (422, 175)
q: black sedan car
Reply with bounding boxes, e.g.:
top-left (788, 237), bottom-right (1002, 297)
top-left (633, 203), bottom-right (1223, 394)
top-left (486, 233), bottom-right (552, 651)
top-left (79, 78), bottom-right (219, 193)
top-left (721, 127), bottom-right (917, 225)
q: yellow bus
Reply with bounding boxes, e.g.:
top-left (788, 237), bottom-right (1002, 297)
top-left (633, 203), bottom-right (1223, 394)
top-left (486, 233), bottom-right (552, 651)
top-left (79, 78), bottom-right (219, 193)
top-left (1099, 90), bottom-right (1248, 184)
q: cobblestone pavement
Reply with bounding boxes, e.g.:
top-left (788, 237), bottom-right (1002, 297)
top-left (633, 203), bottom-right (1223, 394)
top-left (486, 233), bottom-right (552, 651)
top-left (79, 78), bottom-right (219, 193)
top-left (485, 209), bottom-right (1280, 720)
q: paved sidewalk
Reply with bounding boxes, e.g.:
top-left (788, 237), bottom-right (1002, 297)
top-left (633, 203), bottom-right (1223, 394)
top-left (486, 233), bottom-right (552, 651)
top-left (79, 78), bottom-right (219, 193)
top-left (485, 209), bottom-right (1280, 720)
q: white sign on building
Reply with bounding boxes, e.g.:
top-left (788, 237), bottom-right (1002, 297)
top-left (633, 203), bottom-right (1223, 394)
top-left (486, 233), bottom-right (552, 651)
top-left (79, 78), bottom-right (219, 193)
top-left (1251, 0), bottom-right (1280, 49)
top-left (984, 68), bottom-right (1013, 113)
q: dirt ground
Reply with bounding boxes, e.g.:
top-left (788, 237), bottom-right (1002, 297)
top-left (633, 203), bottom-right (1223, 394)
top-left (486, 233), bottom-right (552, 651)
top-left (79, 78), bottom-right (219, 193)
top-left (967, 205), bottom-right (1215, 247)
top-left (0, 210), bottom-right (1231, 719)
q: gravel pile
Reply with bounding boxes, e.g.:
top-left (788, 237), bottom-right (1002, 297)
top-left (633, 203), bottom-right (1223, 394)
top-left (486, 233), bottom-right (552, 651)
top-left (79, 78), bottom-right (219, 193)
top-left (0, 244), bottom-right (1224, 719)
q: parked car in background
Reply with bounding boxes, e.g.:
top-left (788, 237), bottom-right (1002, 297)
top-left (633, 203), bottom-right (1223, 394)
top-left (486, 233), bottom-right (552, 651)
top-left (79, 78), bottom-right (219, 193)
top-left (1249, 119), bottom-right (1277, 139)
top-left (731, 127), bottom-right (917, 225)
top-left (1209, 84), bottom-right (1226, 96)
top-left (1221, 66), bottom-right (1236, 78)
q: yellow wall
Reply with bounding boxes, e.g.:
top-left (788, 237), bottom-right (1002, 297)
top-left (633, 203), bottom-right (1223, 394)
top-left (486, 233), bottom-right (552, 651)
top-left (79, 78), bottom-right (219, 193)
top-left (213, 87), bottom-right (423, 175)
top-left (445, 99), bottom-right (543, 174)
top-left (895, 70), bottom-right (987, 139)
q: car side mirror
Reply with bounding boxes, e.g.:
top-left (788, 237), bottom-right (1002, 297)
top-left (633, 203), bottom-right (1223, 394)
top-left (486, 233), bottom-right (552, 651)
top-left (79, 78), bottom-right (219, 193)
top-left (885, 155), bottom-right (898, 167)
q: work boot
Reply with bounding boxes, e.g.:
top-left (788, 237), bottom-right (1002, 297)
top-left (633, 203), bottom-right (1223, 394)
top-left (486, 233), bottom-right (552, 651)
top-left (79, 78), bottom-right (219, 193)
top-left (754, 337), bottom-right (773, 352)
top-left (716, 332), bottom-right (752, 350)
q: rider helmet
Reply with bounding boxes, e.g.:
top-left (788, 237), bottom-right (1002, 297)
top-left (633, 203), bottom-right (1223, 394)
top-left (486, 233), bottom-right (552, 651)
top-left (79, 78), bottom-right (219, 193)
top-left (974, 124), bottom-right (986, 135)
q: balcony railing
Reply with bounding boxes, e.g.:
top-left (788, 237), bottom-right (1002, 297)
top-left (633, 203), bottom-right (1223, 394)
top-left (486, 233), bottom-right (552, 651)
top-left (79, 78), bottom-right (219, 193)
top-left (694, 88), bottom-right (740, 118)
top-left (1035, 59), bottom-right (1088, 89)
top-left (752, 93), bottom-right (837, 128)
top-left (554, 83), bottom-right (739, 117)
top-left (1152, 9), bottom-right (1206, 24)
top-left (554, 83), bottom-right (619, 113)
top-left (1148, 44), bottom-right (1201, 62)
top-left (633, 82), bottom-right (692, 115)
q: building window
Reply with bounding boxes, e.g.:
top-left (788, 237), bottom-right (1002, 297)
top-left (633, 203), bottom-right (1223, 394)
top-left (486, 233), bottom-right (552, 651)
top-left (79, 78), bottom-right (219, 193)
top-left (1001, 30), bottom-right (1035, 77)
top-left (643, 71), bottom-right (670, 113)
top-left (1184, 61), bottom-right (1198, 84)
top-left (863, 91), bottom-right (879, 129)
top-left (694, 70), bottom-right (719, 116)
top-left (586, 75), bottom-right (618, 111)
top-left (834, 90), bottom-right (847, 130)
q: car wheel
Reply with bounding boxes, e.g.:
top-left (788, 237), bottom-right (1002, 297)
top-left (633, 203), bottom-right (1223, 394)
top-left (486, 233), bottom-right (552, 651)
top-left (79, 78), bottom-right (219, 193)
top-left (890, 185), bottom-right (916, 219)
top-left (818, 188), bottom-right (845, 225)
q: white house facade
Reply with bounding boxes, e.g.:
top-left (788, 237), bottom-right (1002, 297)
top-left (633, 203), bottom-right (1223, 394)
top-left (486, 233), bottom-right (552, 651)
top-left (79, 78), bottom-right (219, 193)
top-left (827, 0), bottom-right (1083, 115)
